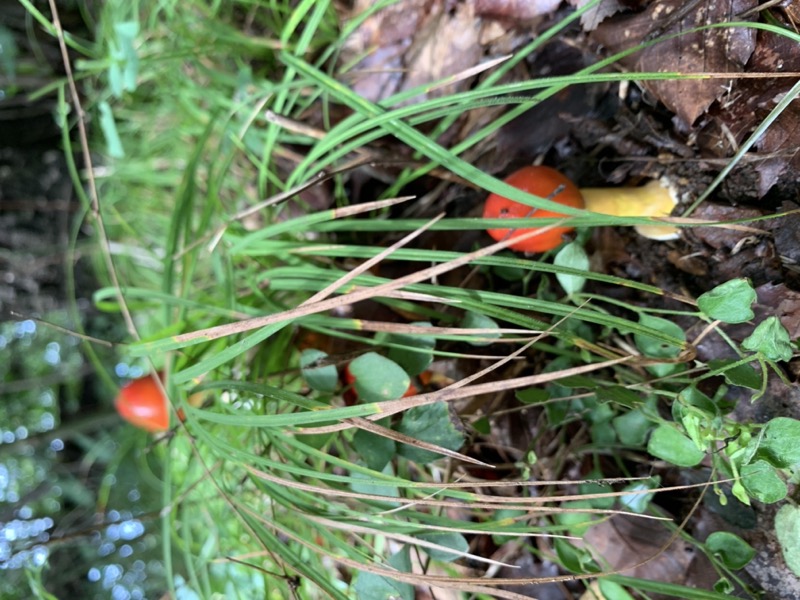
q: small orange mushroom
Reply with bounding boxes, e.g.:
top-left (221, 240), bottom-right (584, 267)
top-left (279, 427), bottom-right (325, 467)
top-left (483, 166), bottom-right (584, 253)
top-left (114, 373), bottom-right (170, 433)
top-left (483, 165), bottom-right (679, 253)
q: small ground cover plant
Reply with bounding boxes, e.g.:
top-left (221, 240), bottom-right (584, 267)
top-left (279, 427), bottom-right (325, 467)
top-left (16, 0), bottom-right (800, 597)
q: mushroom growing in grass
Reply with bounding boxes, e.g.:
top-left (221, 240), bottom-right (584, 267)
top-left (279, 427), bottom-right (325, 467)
top-left (114, 373), bottom-right (170, 433)
top-left (483, 166), bottom-right (584, 254)
top-left (482, 165), bottom-right (679, 253)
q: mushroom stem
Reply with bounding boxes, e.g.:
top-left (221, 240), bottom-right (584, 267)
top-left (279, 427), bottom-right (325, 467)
top-left (579, 179), bottom-right (679, 241)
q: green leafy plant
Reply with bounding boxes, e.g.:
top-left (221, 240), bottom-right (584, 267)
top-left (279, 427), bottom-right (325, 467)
top-left (23, 0), bottom-right (800, 597)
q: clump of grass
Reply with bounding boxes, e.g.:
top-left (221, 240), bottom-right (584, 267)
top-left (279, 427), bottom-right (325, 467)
top-left (28, 0), bottom-right (800, 597)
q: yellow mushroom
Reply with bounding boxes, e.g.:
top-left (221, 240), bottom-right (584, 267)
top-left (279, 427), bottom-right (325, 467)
top-left (484, 167), bottom-right (681, 253)
top-left (580, 178), bottom-right (680, 241)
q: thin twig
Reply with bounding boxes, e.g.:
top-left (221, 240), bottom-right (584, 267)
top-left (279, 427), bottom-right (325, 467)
top-left (47, 0), bottom-right (138, 340)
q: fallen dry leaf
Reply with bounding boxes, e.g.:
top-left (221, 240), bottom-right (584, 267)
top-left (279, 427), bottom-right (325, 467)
top-left (710, 27), bottom-right (800, 195)
top-left (569, 0), bottom-right (627, 31)
top-left (401, 1), bottom-right (483, 100)
top-left (592, 1), bottom-right (800, 196)
top-left (752, 101), bottom-right (800, 197)
top-left (688, 203), bottom-right (765, 251)
top-left (583, 514), bottom-right (718, 590)
top-left (340, 0), bottom-right (431, 103)
top-left (769, 202), bottom-right (800, 266)
top-left (592, 0), bottom-right (758, 126)
top-left (475, 0), bottom-right (561, 20)
top-left (340, 0), bottom-right (482, 104)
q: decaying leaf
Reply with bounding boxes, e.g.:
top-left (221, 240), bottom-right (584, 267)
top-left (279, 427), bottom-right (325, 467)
top-left (710, 28), bottom-right (800, 195)
top-left (569, 0), bottom-right (628, 31)
top-left (583, 514), bottom-right (718, 588)
top-left (769, 202), bottom-right (800, 266)
top-left (341, 0), bottom-right (482, 104)
top-left (401, 1), bottom-right (483, 100)
top-left (592, 0), bottom-right (758, 126)
top-left (590, 1), bottom-right (800, 196)
top-left (752, 100), bottom-right (800, 197)
top-left (474, 0), bottom-right (561, 20)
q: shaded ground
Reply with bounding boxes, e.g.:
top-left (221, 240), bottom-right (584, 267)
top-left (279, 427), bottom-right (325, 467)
top-left (334, 1), bottom-right (800, 597)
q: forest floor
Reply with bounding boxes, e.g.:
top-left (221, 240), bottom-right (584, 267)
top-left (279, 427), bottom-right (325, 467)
top-left (333, 1), bottom-right (800, 597)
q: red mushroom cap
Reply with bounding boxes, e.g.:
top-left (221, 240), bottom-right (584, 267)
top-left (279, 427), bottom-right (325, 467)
top-left (114, 374), bottom-right (170, 433)
top-left (483, 165), bottom-right (585, 253)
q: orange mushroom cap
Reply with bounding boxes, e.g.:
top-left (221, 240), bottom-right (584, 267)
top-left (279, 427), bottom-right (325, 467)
top-left (114, 374), bottom-right (170, 433)
top-left (483, 166), bottom-right (585, 253)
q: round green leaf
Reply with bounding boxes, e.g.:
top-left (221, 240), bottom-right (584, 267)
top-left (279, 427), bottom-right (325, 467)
top-left (590, 421), bottom-right (617, 445)
top-left (553, 537), bottom-right (599, 574)
top-left (473, 416), bottom-right (490, 435)
top-left (634, 314), bottom-right (685, 377)
top-left (706, 531), bottom-right (755, 569)
top-left (612, 409), bottom-right (651, 447)
top-left (709, 359), bottom-right (761, 390)
top-left (300, 349), bottom-right (338, 393)
top-left (697, 279), bottom-right (756, 324)
top-left (492, 260), bottom-right (526, 282)
top-left (554, 242), bottom-right (590, 296)
top-left (678, 385), bottom-right (717, 414)
top-left (461, 312), bottom-right (500, 346)
top-left (599, 579), bottom-right (635, 600)
top-left (579, 473), bottom-right (615, 510)
top-left (555, 500), bottom-right (596, 537)
top-left (516, 387), bottom-right (550, 405)
top-left (634, 314), bottom-right (685, 359)
top-left (741, 460), bottom-right (787, 504)
top-left (742, 316), bottom-right (793, 362)
top-left (647, 424), bottom-right (705, 467)
top-left (353, 425), bottom-right (396, 472)
top-left (619, 479), bottom-right (659, 514)
top-left (385, 322), bottom-right (435, 376)
top-left (395, 402), bottom-right (464, 463)
top-left (753, 417), bottom-right (800, 468)
top-left (416, 532), bottom-right (468, 562)
top-left (775, 504), bottom-right (800, 578)
top-left (354, 548), bottom-right (413, 600)
top-left (348, 352), bottom-right (410, 403)
top-left (490, 509), bottom-right (527, 544)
